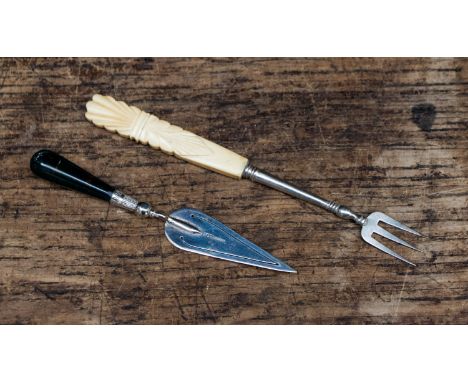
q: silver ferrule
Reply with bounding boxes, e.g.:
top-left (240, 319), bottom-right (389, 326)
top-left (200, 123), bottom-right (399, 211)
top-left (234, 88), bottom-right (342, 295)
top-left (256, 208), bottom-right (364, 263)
top-left (110, 190), bottom-right (166, 221)
top-left (242, 164), bottom-right (366, 225)
top-left (110, 190), bottom-right (139, 211)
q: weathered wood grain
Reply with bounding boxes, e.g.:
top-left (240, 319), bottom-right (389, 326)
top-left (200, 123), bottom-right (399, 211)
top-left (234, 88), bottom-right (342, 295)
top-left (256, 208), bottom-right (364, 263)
top-left (0, 58), bottom-right (466, 324)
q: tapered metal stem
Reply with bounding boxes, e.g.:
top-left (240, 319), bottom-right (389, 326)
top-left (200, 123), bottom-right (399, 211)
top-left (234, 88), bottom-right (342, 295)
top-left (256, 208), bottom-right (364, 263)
top-left (110, 190), bottom-right (200, 233)
top-left (242, 164), bottom-right (366, 225)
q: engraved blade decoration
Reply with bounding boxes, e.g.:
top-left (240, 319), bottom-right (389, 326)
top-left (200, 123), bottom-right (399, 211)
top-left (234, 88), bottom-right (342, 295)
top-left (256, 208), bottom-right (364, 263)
top-left (165, 208), bottom-right (296, 273)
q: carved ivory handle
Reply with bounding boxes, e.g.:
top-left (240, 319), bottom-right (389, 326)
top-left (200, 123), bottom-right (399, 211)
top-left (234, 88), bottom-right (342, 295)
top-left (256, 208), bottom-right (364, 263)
top-left (85, 95), bottom-right (249, 178)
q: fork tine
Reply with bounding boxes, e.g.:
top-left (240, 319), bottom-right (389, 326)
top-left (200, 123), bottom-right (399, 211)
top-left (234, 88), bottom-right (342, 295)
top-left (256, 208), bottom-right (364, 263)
top-left (374, 226), bottom-right (422, 252)
top-left (362, 235), bottom-right (416, 266)
top-left (377, 212), bottom-right (422, 236)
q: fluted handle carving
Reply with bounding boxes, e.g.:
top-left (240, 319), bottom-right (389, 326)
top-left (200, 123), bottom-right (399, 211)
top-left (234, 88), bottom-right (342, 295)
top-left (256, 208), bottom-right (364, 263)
top-left (85, 95), bottom-right (249, 178)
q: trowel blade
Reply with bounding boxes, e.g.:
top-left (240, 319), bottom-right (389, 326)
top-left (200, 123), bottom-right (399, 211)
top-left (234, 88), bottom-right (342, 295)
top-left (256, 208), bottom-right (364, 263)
top-left (164, 208), bottom-right (296, 273)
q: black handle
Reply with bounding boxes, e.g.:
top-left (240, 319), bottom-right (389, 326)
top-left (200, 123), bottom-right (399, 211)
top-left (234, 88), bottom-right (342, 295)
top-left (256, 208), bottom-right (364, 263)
top-left (30, 149), bottom-right (115, 202)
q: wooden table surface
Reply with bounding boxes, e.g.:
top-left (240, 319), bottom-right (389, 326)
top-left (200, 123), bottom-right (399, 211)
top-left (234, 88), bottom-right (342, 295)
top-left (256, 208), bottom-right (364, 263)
top-left (0, 58), bottom-right (466, 324)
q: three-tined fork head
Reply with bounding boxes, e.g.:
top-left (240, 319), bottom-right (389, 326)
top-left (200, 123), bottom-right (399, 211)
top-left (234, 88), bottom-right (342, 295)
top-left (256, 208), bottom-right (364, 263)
top-left (361, 212), bottom-right (422, 266)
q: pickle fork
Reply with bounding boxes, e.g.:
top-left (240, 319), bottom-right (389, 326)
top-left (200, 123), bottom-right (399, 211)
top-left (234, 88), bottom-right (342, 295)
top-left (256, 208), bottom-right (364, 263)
top-left (86, 95), bottom-right (423, 266)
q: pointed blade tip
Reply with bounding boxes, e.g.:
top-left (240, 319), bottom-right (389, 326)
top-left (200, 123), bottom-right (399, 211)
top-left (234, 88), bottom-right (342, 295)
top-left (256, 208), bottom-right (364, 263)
top-left (277, 263), bottom-right (297, 273)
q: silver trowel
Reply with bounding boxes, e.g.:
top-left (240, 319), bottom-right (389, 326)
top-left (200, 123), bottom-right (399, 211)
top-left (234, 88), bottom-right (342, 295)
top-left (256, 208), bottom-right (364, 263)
top-left (30, 150), bottom-right (295, 273)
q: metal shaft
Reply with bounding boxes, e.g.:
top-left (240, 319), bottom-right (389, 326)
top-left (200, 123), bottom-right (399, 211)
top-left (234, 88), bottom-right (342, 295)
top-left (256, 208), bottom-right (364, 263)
top-left (110, 190), bottom-right (200, 233)
top-left (242, 164), bottom-right (366, 225)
